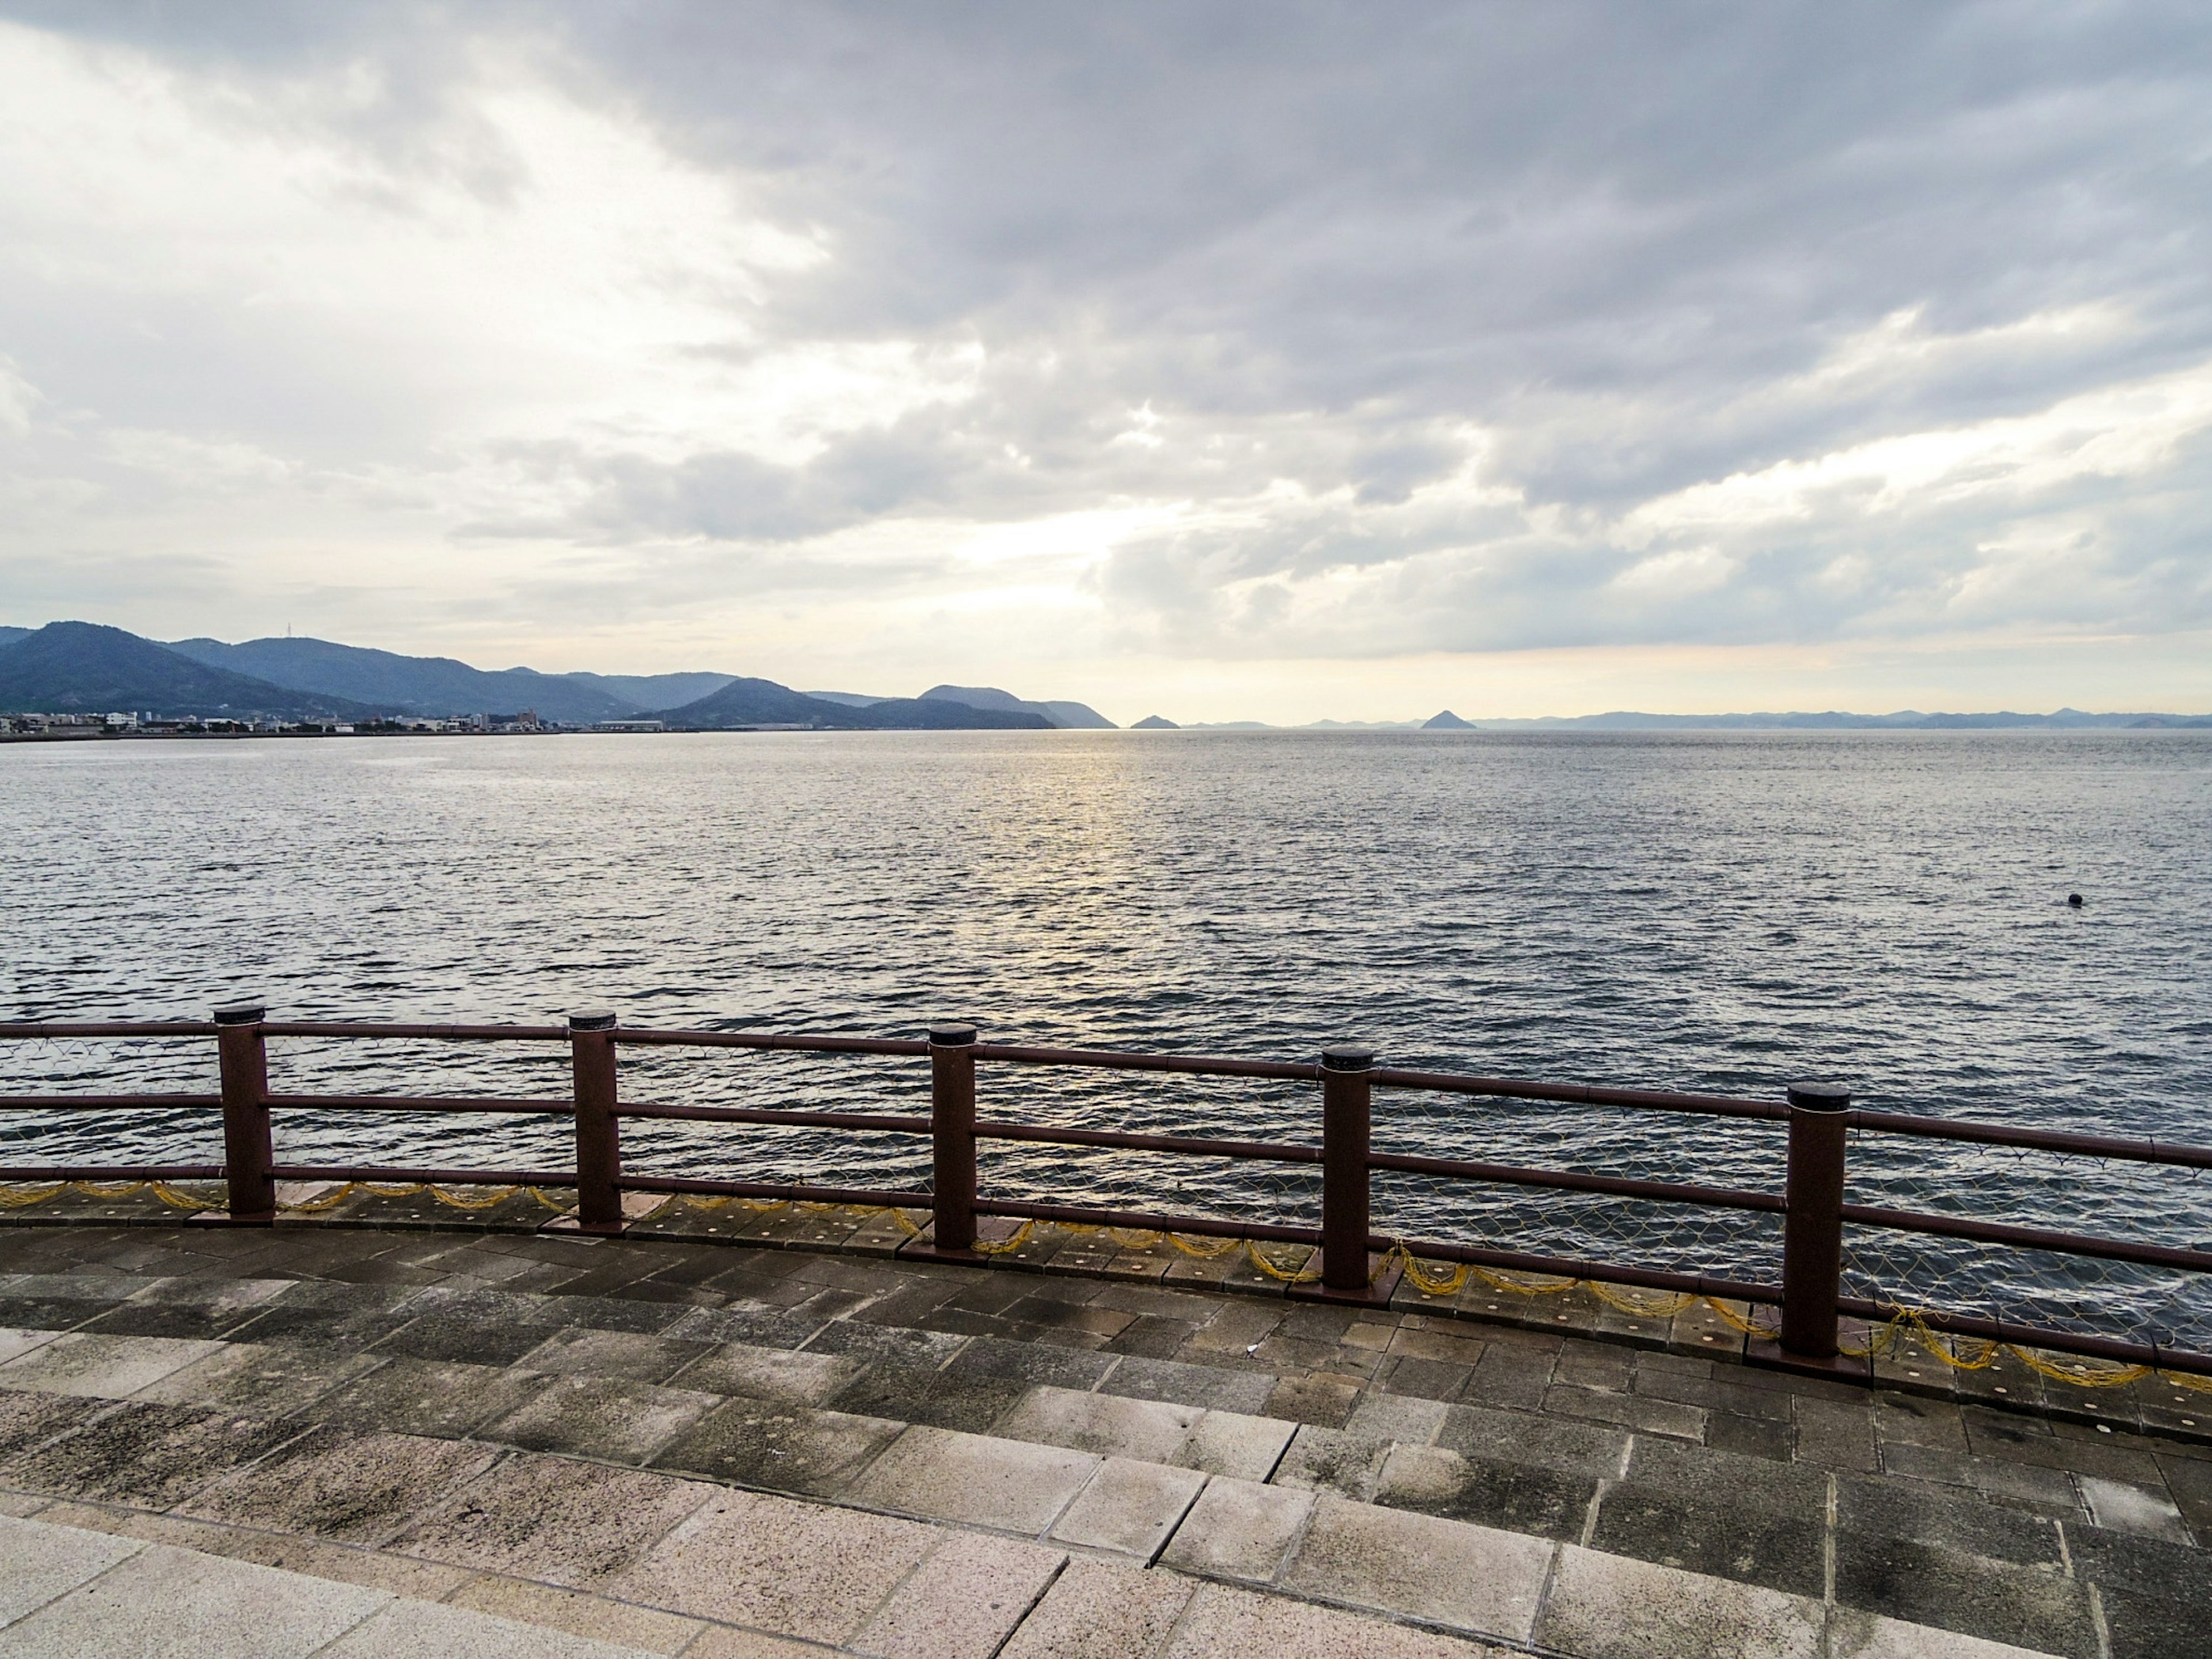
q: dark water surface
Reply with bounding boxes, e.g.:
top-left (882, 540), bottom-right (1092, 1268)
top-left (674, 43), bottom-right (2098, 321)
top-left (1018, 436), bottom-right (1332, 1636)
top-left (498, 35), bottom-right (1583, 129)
top-left (5, 730), bottom-right (2209, 1344)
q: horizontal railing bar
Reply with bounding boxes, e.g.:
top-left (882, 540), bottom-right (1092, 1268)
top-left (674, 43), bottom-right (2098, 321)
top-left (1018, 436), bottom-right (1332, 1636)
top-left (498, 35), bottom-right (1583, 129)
top-left (975, 1198), bottom-right (1320, 1245)
top-left (976, 1122), bottom-right (1323, 1162)
top-left (261, 1022), bottom-right (570, 1041)
top-left (1847, 1109), bottom-right (2212, 1169)
top-left (1836, 1296), bottom-right (2212, 1378)
top-left (270, 1164), bottom-right (578, 1186)
top-left (263, 1094), bottom-right (573, 1116)
top-left (621, 1104), bottom-right (932, 1134)
top-left (1369, 1150), bottom-right (1786, 1211)
top-left (1840, 1203), bottom-right (2212, 1272)
top-left (0, 1022), bottom-right (216, 1039)
top-left (0, 1094), bottom-right (221, 1112)
top-left (0, 1164), bottom-right (225, 1181)
top-left (1370, 1066), bottom-right (1789, 1120)
top-left (976, 1044), bottom-right (1322, 1082)
top-left (615, 1174), bottom-right (933, 1208)
top-left (615, 1030), bottom-right (929, 1057)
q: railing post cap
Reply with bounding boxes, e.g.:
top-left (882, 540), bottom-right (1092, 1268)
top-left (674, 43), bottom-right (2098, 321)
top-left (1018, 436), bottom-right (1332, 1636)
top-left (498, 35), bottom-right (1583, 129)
top-left (929, 1021), bottom-right (979, 1048)
top-left (1321, 1044), bottom-right (1375, 1073)
top-left (213, 1003), bottom-right (265, 1026)
top-left (1786, 1082), bottom-right (1851, 1111)
top-left (567, 1009), bottom-right (619, 1032)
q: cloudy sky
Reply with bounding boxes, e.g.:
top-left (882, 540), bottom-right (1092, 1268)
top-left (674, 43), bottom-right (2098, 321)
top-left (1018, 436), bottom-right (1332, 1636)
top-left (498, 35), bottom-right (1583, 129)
top-left (1, 2), bottom-right (2207, 721)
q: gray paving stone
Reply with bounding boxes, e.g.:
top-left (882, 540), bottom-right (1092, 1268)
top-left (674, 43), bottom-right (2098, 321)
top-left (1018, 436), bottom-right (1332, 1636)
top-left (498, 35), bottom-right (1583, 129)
top-left (1183, 1408), bottom-right (1297, 1479)
top-left (1536, 1543), bottom-right (1823, 1659)
top-left (1158, 1474), bottom-right (1315, 1584)
top-left (1099, 1354), bottom-right (1278, 1414)
top-left (1879, 1440), bottom-right (2082, 1514)
top-left (995, 1385), bottom-right (1202, 1464)
top-left (1376, 1440), bottom-right (1600, 1541)
top-left (1793, 1393), bottom-right (1879, 1472)
top-left (1832, 1530), bottom-right (2097, 1657)
top-left (370, 1312), bottom-right (554, 1367)
top-left (607, 1486), bottom-right (935, 1641)
top-left (1435, 1400), bottom-right (1628, 1477)
top-left (178, 1424), bottom-right (501, 1544)
top-left (1, 1400), bottom-right (306, 1509)
top-left (316, 1596), bottom-right (663, 1658)
top-left (801, 1319), bottom-right (969, 1370)
top-left (659, 1302), bottom-right (831, 1350)
top-left (1541, 1381), bottom-right (1706, 1440)
top-left (0, 1537), bottom-right (391, 1656)
top-left (0, 1512), bottom-right (145, 1625)
top-left (0, 1388), bottom-right (109, 1458)
top-left (388, 1452), bottom-right (717, 1587)
top-left (1048, 1456), bottom-right (1207, 1558)
top-left (848, 1424), bottom-right (1099, 1532)
top-left (1834, 1471), bottom-right (2065, 1567)
top-left (849, 1527), bottom-right (1065, 1658)
top-left (998, 1556), bottom-right (1198, 1659)
top-left (827, 1363), bottom-right (1027, 1433)
top-left (0, 1326), bottom-right (61, 1367)
top-left (309, 1356), bottom-right (555, 1439)
top-left (664, 1340), bottom-right (862, 1404)
top-left (650, 1397), bottom-right (906, 1497)
top-left (1342, 1392), bottom-right (1452, 1444)
top-left (2062, 1523), bottom-right (2212, 1659)
top-left (482, 1373), bottom-right (720, 1463)
top-left (1163, 1580), bottom-right (1491, 1657)
top-left (130, 1340), bottom-right (381, 1415)
top-left (2078, 1474), bottom-right (2191, 1543)
top-left (1271, 1424), bottom-right (1393, 1501)
top-left (0, 1332), bottom-right (223, 1398)
top-left (1278, 1494), bottom-right (1551, 1641)
top-left (1824, 1609), bottom-right (2072, 1657)
top-left (942, 1333), bottom-right (1121, 1391)
top-left (511, 1327), bottom-right (717, 1384)
top-left (1591, 1439), bottom-right (1830, 1599)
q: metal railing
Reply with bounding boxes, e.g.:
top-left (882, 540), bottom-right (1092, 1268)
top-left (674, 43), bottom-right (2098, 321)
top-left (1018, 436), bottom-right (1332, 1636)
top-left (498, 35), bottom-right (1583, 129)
top-left (2, 1004), bottom-right (2208, 1380)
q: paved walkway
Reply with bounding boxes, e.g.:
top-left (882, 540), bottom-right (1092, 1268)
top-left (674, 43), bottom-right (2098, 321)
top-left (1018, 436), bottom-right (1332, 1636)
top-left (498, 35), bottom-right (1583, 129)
top-left (0, 1206), bottom-right (2206, 1656)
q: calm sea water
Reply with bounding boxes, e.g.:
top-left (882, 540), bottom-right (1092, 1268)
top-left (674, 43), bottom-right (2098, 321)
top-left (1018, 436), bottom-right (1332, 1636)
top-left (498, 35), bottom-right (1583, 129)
top-left (4, 730), bottom-right (2209, 1342)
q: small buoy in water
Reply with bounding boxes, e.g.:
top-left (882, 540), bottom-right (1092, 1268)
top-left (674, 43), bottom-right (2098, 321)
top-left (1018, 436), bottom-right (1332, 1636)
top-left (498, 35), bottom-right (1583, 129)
top-left (2067, 893), bottom-right (2084, 908)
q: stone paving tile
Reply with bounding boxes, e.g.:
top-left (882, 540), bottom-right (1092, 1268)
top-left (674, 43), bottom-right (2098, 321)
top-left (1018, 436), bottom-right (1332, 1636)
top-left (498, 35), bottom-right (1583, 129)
top-left (0, 1331), bottom-right (223, 1397)
top-left (218, 1298), bottom-right (416, 1353)
top-left (1878, 1440), bottom-right (2082, 1514)
top-left (1, 1399), bottom-right (308, 1509)
top-left (2158, 1449), bottom-right (2212, 1542)
top-left (1374, 1441), bottom-right (1600, 1542)
top-left (998, 1556), bottom-right (1198, 1659)
top-left (37, 1499), bottom-right (479, 1599)
top-left (178, 1424), bottom-right (502, 1544)
top-left (1541, 1381), bottom-right (1707, 1440)
top-left (802, 1319), bottom-right (972, 1371)
top-left (1166, 1580), bottom-right (1496, 1657)
top-left (995, 1384), bottom-right (1202, 1464)
top-left (1589, 1438), bottom-right (1829, 1599)
top-left (1264, 1373), bottom-right (1362, 1426)
top-left (2076, 1472), bottom-right (2190, 1541)
top-left (1535, 1542), bottom-right (1822, 1659)
top-left (658, 1302), bottom-right (832, 1350)
top-left (0, 1536), bottom-right (393, 1657)
top-left (0, 1511), bottom-right (143, 1625)
top-left (317, 1596), bottom-right (664, 1658)
top-left (386, 1452), bottom-right (717, 1587)
top-left (0, 1326), bottom-right (61, 1366)
top-left (1434, 1399), bottom-right (1627, 1476)
top-left (1825, 1610), bottom-right (2069, 1657)
top-left (665, 1340), bottom-right (863, 1405)
top-left (0, 1294), bottom-right (122, 1333)
top-left (2061, 1523), bottom-right (2212, 1659)
top-left (1103, 1354), bottom-right (1279, 1414)
top-left (1278, 1494), bottom-right (1550, 1642)
top-left (0, 1388), bottom-right (117, 1459)
top-left (445, 1573), bottom-right (707, 1654)
top-left (311, 1355), bottom-right (555, 1439)
top-left (1830, 1531), bottom-right (2097, 1657)
top-left (1182, 1407), bottom-right (1296, 1479)
top-left (480, 1373), bottom-right (721, 1464)
top-left (849, 1423), bottom-right (1099, 1532)
top-left (1271, 1425), bottom-right (1392, 1501)
top-left (1832, 1471), bottom-right (2065, 1567)
top-left (942, 1332), bottom-right (1121, 1391)
top-left (605, 1486), bottom-right (937, 1642)
top-left (849, 1528), bottom-right (1065, 1658)
top-left (1158, 1474), bottom-right (1313, 1584)
top-left (370, 1310), bottom-right (558, 1367)
top-left (130, 1339), bottom-right (381, 1415)
top-left (512, 1327), bottom-right (717, 1384)
top-left (1049, 1456), bottom-right (1207, 1558)
top-left (650, 1398), bottom-right (906, 1497)
top-left (827, 1362), bottom-right (1027, 1433)
top-left (74, 1291), bottom-right (283, 1344)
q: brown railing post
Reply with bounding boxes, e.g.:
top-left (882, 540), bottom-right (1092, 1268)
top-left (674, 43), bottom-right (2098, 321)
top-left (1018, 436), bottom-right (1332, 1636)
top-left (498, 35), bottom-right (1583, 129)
top-left (215, 1002), bottom-right (275, 1222)
top-left (1781, 1081), bottom-right (1851, 1358)
top-left (930, 1022), bottom-right (979, 1252)
top-left (570, 1009), bottom-right (622, 1232)
top-left (1321, 1044), bottom-right (1374, 1291)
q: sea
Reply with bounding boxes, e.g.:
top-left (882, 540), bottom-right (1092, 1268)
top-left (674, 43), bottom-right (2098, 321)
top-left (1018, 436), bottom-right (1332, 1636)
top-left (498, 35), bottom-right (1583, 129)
top-left (4, 729), bottom-right (2209, 1346)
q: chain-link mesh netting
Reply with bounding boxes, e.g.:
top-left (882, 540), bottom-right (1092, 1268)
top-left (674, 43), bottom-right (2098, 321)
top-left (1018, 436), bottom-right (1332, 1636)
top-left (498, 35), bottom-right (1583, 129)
top-left (1841, 1127), bottom-right (2212, 1353)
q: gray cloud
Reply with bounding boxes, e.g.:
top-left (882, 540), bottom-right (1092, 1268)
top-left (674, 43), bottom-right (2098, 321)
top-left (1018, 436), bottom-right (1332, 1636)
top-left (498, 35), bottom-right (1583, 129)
top-left (2, 1), bottom-right (2209, 692)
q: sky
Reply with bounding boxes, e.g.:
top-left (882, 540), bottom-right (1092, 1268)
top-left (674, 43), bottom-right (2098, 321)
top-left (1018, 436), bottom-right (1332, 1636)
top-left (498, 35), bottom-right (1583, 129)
top-left (1, 2), bottom-right (2209, 724)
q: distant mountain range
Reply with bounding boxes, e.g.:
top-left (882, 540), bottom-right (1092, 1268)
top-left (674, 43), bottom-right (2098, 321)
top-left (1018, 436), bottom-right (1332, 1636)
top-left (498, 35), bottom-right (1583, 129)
top-left (0, 623), bottom-right (1102, 729)
top-left (4, 619), bottom-right (2205, 730)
